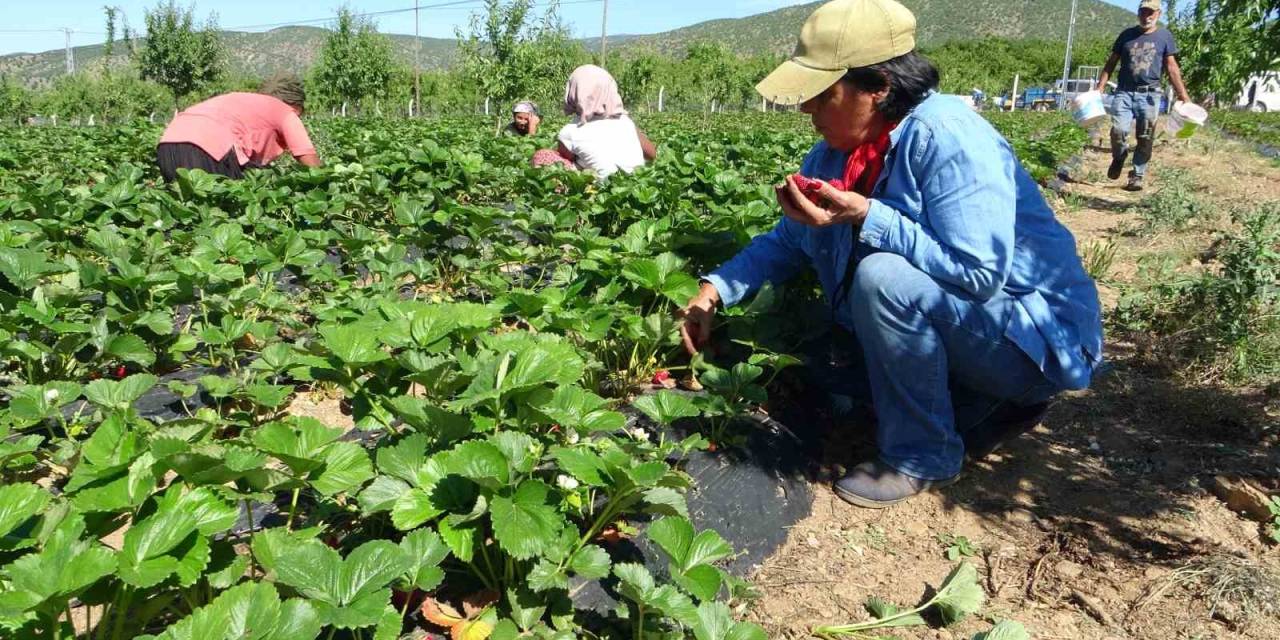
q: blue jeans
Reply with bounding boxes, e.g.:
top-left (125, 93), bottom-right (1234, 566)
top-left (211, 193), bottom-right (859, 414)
top-left (1110, 90), bottom-right (1160, 178)
top-left (823, 253), bottom-right (1060, 480)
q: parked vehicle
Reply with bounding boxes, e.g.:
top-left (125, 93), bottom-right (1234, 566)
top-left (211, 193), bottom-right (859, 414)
top-left (1236, 72), bottom-right (1280, 112)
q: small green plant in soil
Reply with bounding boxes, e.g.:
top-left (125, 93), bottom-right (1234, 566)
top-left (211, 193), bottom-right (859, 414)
top-left (1081, 239), bottom-right (1119, 282)
top-left (1131, 168), bottom-right (1206, 232)
top-left (937, 533), bottom-right (980, 561)
top-left (812, 563), bottom-right (985, 639)
top-left (1114, 204), bottom-right (1280, 383)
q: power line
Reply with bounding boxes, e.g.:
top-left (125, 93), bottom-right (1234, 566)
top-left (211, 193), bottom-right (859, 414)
top-left (1, 0), bottom-right (604, 38)
top-left (221, 0), bottom-right (604, 32)
top-left (2, 0), bottom-right (607, 58)
top-left (221, 0), bottom-right (486, 32)
top-left (0, 29), bottom-right (106, 35)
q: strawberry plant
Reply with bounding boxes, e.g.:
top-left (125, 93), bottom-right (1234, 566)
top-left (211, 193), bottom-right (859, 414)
top-left (1216, 111), bottom-right (1280, 149)
top-left (0, 112), bottom-right (1071, 639)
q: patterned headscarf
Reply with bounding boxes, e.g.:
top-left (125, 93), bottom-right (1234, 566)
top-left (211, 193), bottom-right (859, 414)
top-left (513, 101), bottom-right (540, 116)
top-left (563, 65), bottom-right (626, 125)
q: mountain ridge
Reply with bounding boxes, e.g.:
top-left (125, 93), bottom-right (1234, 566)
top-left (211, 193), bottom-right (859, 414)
top-left (0, 0), bottom-right (1136, 86)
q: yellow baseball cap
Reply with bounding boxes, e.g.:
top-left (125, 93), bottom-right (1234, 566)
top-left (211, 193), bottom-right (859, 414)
top-left (756, 0), bottom-right (917, 106)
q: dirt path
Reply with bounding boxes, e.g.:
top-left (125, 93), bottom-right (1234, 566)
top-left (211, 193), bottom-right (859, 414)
top-left (746, 131), bottom-right (1280, 639)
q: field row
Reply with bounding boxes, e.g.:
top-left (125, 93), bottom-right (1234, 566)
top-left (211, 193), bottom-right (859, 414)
top-left (0, 113), bottom-right (1086, 640)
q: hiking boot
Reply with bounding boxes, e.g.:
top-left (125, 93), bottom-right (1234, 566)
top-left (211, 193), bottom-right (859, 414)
top-left (1107, 151), bottom-right (1128, 180)
top-left (962, 401), bottom-right (1051, 461)
top-left (1124, 175), bottom-right (1144, 191)
top-left (833, 460), bottom-right (959, 509)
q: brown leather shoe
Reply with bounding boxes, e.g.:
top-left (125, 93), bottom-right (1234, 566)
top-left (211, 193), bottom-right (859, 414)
top-left (833, 460), bottom-right (959, 509)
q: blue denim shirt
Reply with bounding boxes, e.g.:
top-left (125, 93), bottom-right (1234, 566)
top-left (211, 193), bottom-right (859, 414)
top-left (705, 93), bottom-right (1103, 390)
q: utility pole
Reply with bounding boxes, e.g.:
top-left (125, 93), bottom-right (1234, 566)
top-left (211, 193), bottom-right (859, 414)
top-left (1059, 0), bottom-right (1079, 109)
top-left (413, 0), bottom-right (421, 117)
top-left (64, 28), bottom-right (75, 75)
top-left (599, 0), bottom-right (609, 67)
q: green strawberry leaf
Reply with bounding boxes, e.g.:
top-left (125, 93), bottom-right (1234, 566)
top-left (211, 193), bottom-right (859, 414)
top-left (692, 601), bottom-right (766, 640)
top-left (568, 544), bottom-right (611, 580)
top-left (973, 620), bottom-right (1031, 640)
top-left (0, 483), bottom-right (49, 542)
top-left (252, 418), bottom-right (344, 475)
top-left (632, 391), bottom-right (700, 426)
top-left (105, 333), bottom-right (155, 367)
top-left (359, 476), bottom-right (412, 515)
top-left (933, 562), bottom-right (985, 625)
top-left (84, 373), bottom-right (158, 412)
top-left (311, 441), bottom-right (374, 496)
top-left (550, 446), bottom-right (606, 487)
top-left (318, 322), bottom-right (389, 367)
top-left (490, 480), bottom-right (564, 560)
top-left (444, 440), bottom-right (509, 488)
top-left (399, 528), bottom-right (450, 591)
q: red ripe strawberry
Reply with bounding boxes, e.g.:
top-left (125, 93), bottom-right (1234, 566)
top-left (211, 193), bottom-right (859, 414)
top-left (789, 174), bottom-right (848, 204)
top-left (789, 174), bottom-right (825, 204)
top-left (114, 366), bottom-right (127, 379)
top-left (599, 525), bottom-right (625, 544)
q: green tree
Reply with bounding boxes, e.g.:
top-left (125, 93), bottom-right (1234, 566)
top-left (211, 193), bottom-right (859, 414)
top-left (102, 5), bottom-right (118, 72)
top-left (681, 42), bottom-right (737, 109)
top-left (924, 37), bottom-right (1112, 96)
top-left (310, 7), bottom-right (398, 113)
top-left (138, 0), bottom-right (224, 109)
top-left (456, 0), bottom-right (588, 113)
top-left (614, 50), bottom-right (660, 111)
top-left (1167, 0), bottom-right (1280, 101)
top-left (0, 75), bottom-right (33, 124)
top-left (32, 72), bottom-right (169, 122)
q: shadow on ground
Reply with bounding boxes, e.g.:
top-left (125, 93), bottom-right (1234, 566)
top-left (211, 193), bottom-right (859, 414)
top-left (758, 338), bottom-right (1278, 569)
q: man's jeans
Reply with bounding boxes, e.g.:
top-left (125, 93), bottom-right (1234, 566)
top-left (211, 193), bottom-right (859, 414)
top-left (1110, 90), bottom-right (1161, 178)
top-left (815, 253), bottom-right (1060, 481)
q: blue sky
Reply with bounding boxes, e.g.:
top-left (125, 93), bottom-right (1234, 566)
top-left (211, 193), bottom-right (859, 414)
top-left (0, 0), bottom-right (1139, 56)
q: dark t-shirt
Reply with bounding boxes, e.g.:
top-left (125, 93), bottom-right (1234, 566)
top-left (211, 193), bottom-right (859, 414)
top-left (1112, 26), bottom-right (1179, 90)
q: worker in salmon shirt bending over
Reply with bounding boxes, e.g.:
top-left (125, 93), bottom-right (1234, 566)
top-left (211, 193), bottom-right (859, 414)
top-left (679, 0), bottom-right (1103, 508)
top-left (156, 73), bottom-right (322, 182)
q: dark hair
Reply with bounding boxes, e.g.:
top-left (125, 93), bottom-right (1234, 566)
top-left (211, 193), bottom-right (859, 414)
top-left (841, 51), bottom-right (939, 122)
top-left (260, 73), bottom-right (306, 108)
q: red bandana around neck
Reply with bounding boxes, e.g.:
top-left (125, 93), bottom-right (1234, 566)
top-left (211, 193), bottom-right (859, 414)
top-left (836, 124), bottom-right (895, 196)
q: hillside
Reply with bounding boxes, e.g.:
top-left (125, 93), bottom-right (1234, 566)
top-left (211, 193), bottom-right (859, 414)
top-left (607, 0), bottom-right (1135, 57)
top-left (0, 26), bottom-right (457, 88)
top-left (0, 0), bottom-right (1134, 86)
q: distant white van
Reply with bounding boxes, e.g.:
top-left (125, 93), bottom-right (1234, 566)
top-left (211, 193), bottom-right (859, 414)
top-left (1236, 72), bottom-right (1280, 112)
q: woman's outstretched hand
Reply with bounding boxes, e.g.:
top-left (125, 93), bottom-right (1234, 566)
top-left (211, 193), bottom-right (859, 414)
top-left (776, 177), bottom-right (870, 228)
top-left (679, 282), bottom-right (721, 355)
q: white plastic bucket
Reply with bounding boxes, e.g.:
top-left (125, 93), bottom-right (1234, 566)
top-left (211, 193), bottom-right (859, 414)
top-left (1071, 90), bottom-right (1106, 127)
top-left (1166, 101), bottom-right (1208, 138)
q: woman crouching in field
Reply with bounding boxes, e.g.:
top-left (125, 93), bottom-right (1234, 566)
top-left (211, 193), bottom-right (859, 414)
top-left (530, 65), bottom-right (657, 176)
top-left (155, 74), bottom-right (323, 182)
top-left (681, 0), bottom-right (1103, 508)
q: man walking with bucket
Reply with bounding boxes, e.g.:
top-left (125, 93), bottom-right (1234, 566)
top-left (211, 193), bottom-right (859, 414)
top-left (1096, 0), bottom-right (1192, 191)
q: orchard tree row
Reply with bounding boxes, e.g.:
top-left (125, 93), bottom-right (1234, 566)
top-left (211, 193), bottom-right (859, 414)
top-left (1, 0), bottom-right (1276, 124)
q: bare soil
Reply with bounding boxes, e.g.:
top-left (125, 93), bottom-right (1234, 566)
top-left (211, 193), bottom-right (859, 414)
top-left (745, 131), bottom-right (1280, 639)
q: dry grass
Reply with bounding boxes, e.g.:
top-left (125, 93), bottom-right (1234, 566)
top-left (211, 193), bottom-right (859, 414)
top-left (1131, 554), bottom-right (1280, 629)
